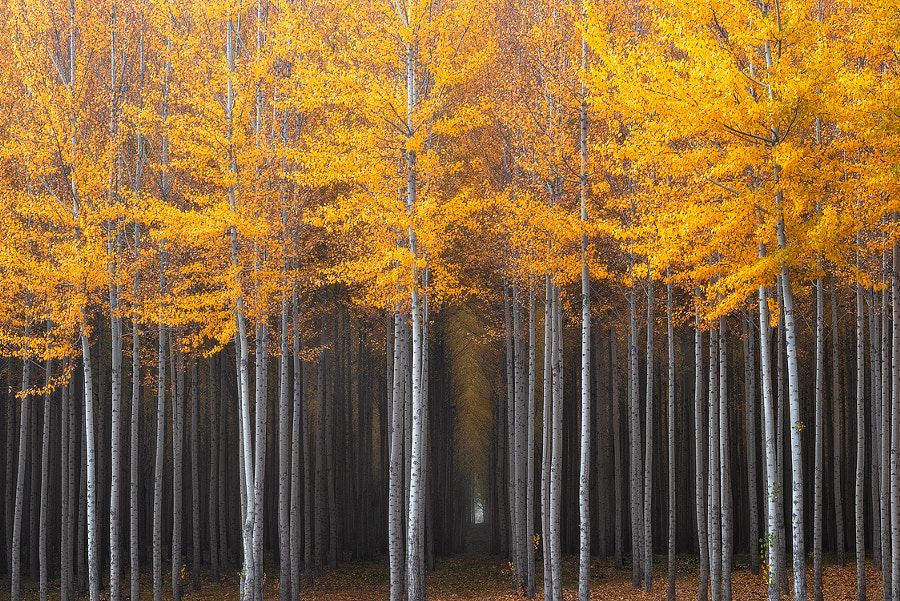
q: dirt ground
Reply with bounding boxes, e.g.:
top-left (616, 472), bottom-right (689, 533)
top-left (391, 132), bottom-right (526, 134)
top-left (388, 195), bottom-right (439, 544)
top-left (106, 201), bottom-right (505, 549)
top-left (0, 553), bottom-right (889, 600)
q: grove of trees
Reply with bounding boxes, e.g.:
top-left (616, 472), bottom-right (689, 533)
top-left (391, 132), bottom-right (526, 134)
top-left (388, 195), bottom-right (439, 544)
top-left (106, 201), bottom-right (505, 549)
top-left (0, 0), bottom-right (898, 600)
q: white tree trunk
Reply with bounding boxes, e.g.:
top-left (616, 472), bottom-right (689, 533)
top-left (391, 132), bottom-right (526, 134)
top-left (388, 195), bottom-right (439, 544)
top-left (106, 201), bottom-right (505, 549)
top-left (708, 323), bottom-right (721, 601)
top-left (830, 274), bottom-right (845, 566)
top-left (541, 275), bottom-right (553, 600)
top-left (40, 355), bottom-right (51, 601)
top-left (628, 286), bottom-right (644, 589)
top-left (82, 322), bottom-right (100, 601)
top-left (644, 278), bottom-right (654, 593)
top-left (856, 276), bottom-right (867, 601)
top-left (578, 27), bottom-right (591, 601)
top-left (814, 276), bottom-right (825, 601)
top-left (758, 259), bottom-right (779, 601)
top-left (890, 243), bottom-right (900, 600)
top-left (695, 307), bottom-right (710, 601)
top-left (11, 336), bottom-right (31, 601)
top-left (389, 309), bottom-right (404, 601)
top-left (666, 280), bottom-right (675, 601)
top-left (279, 295), bottom-right (291, 601)
top-left (550, 282), bottom-right (563, 601)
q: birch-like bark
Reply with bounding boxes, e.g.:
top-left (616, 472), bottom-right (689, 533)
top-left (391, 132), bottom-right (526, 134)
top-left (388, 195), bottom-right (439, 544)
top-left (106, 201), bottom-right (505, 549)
top-left (856, 276), bottom-right (867, 601)
top-left (208, 354), bottom-right (219, 583)
top-left (612, 324), bottom-right (624, 571)
top-left (389, 309), bottom-right (404, 601)
top-left (315, 320), bottom-right (326, 573)
top-left (644, 278), bottom-right (654, 593)
top-left (694, 312), bottom-right (710, 601)
top-left (890, 243), bottom-right (900, 600)
top-left (39, 355), bottom-right (50, 601)
top-left (279, 294), bottom-right (291, 601)
top-left (172, 334), bottom-right (184, 601)
top-left (719, 316), bottom-right (732, 601)
top-left (831, 273), bottom-right (845, 566)
top-left (130, 272), bottom-right (141, 601)
top-left (708, 324), bottom-right (721, 601)
top-left (503, 281), bottom-right (516, 569)
top-left (289, 290), bottom-right (303, 592)
top-left (759, 263), bottom-right (779, 601)
top-left (542, 275), bottom-right (553, 600)
top-left (153, 322), bottom-right (166, 601)
top-left (666, 279), bottom-right (675, 601)
top-left (550, 282), bottom-right (563, 601)
top-left (744, 312), bottom-right (759, 577)
top-left (190, 360), bottom-right (201, 592)
top-left (814, 276), bottom-right (825, 601)
top-left (526, 285), bottom-right (536, 598)
top-left (628, 285), bottom-right (644, 590)
top-left (514, 282), bottom-right (527, 592)
top-left (11, 339), bottom-right (31, 601)
top-left (578, 26), bottom-right (591, 601)
top-left (61, 357), bottom-right (72, 601)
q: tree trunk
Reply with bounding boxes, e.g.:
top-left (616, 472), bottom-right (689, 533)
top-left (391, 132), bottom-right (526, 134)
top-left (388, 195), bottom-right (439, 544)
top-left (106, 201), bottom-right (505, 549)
top-left (612, 323), bottom-right (624, 571)
top-left (39, 355), bottom-right (51, 601)
top-left (695, 312), bottom-right (710, 601)
top-left (208, 353), bottom-right (219, 583)
top-left (389, 309), bottom-right (404, 601)
top-left (61, 358), bottom-right (72, 601)
top-left (550, 282), bottom-right (563, 601)
top-left (857, 276), bottom-right (867, 601)
top-left (190, 360), bottom-right (201, 591)
top-left (12, 343), bottom-right (31, 601)
top-left (504, 280), bottom-right (516, 574)
top-left (644, 278), bottom-right (654, 593)
top-left (279, 295), bottom-right (291, 601)
top-left (831, 273), bottom-right (846, 566)
top-left (890, 243), bottom-right (900, 600)
top-left (814, 276), bottom-right (825, 601)
top-left (720, 316), bottom-right (732, 601)
top-left (578, 31), bottom-right (591, 601)
top-left (759, 265), bottom-right (779, 601)
top-left (708, 323), bottom-right (721, 601)
top-left (316, 319), bottom-right (326, 574)
top-left (153, 324), bottom-right (166, 601)
top-left (172, 333), bottom-right (185, 601)
top-left (526, 286), bottom-right (536, 598)
top-left (542, 275), bottom-right (553, 600)
top-left (744, 312), bottom-right (759, 577)
top-left (629, 285), bottom-right (644, 590)
top-left (666, 279), bottom-right (676, 601)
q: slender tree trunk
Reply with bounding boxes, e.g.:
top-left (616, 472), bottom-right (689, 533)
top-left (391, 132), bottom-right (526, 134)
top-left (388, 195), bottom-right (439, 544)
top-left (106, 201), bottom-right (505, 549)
top-left (744, 312), bottom-right (759, 577)
top-left (542, 275), bottom-right (553, 600)
top-left (526, 286), bottom-right (536, 598)
top-left (109, 255), bottom-right (123, 601)
top-left (172, 334), bottom-right (185, 601)
top-left (316, 319), bottom-right (326, 574)
top-left (289, 289), bottom-right (303, 593)
top-left (720, 316), bottom-right (732, 601)
top-left (775, 279), bottom-right (788, 595)
top-left (208, 354), bottom-right (219, 583)
top-left (814, 276), bottom-right (825, 601)
top-left (831, 273), bottom-right (846, 566)
top-left (279, 295), bottom-right (291, 601)
top-left (504, 280), bottom-right (516, 574)
top-left (695, 310), bottom-right (710, 601)
top-left (629, 285), bottom-right (644, 590)
top-left (550, 282), bottom-right (563, 601)
top-left (644, 278), bottom-right (654, 593)
top-left (666, 279), bottom-right (676, 601)
top-left (777, 217), bottom-right (807, 601)
top-left (612, 324), bottom-right (624, 571)
top-left (83, 319), bottom-right (100, 601)
top-left (190, 360), bottom-right (201, 591)
top-left (890, 243), bottom-right (900, 600)
top-left (857, 276), bottom-right (867, 601)
top-left (153, 323), bottom-right (166, 601)
top-left (578, 29), bottom-right (591, 601)
top-left (61, 358), bottom-right (72, 601)
top-left (12, 342), bottom-right (31, 601)
top-left (39, 355), bottom-right (51, 601)
top-left (389, 309), bottom-right (404, 601)
top-left (708, 323), bottom-right (722, 601)
top-left (130, 225), bottom-right (141, 601)
top-left (759, 264), bottom-right (779, 601)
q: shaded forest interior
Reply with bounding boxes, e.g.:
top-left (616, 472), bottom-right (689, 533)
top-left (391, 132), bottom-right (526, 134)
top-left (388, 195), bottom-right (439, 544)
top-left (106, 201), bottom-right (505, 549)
top-left (1, 275), bottom-right (887, 594)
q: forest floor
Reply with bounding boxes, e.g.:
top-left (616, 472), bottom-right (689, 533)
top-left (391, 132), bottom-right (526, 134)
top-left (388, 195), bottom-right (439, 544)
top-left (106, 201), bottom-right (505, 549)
top-left (0, 553), bottom-right (888, 600)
